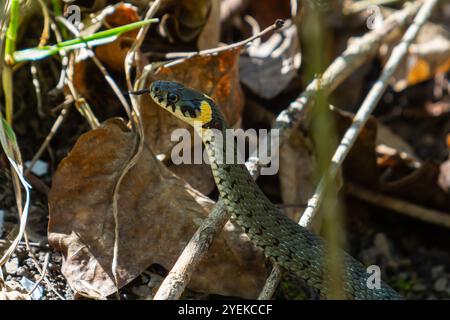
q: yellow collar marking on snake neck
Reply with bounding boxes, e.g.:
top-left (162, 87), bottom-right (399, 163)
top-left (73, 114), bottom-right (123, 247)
top-left (199, 100), bottom-right (213, 124)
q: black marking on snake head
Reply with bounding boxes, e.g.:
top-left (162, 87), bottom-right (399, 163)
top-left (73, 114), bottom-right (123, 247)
top-left (180, 105), bottom-right (198, 118)
top-left (169, 103), bottom-right (176, 112)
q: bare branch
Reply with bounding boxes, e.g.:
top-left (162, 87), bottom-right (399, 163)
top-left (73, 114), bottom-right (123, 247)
top-left (300, 0), bottom-right (439, 227)
top-left (346, 183), bottom-right (450, 229)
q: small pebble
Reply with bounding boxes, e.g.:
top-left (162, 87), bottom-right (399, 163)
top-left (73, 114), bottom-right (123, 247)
top-left (132, 285), bottom-right (152, 299)
top-left (5, 257), bottom-right (19, 274)
top-left (16, 266), bottom-right (30, 277)
top-left (374, 233), bottom-right (391, 257)
top-left (433, 277), bottom-right (448, 292)
top-left (24, 160), bottom-right (48, 176)
top-left (431, 265), bottom-right (445, 279)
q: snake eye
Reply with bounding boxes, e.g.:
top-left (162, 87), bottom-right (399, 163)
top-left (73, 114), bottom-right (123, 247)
top-left (167, 93), bottom-right (179, 103)
top-left (153, 86), bottom-right (160, 94)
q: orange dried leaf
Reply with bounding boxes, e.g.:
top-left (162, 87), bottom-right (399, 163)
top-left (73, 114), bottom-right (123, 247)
top-left (94, 4), bottom-right (140, 72)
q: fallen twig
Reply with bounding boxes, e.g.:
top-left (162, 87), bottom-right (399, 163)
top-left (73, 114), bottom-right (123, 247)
top-left (162, 19), bottom-right (285, 67)
top-left (0, 239), bottom-right (47, 248)
top-left (346, 182), bottom-right (450, 229)
top-left (28, 252), bottom-right (50, 297)
top-left (153, 201), bottom-right (230, 300)
top-left (25, 99), bottom-right (71, 176)
top-left (257, 264), bottom-right (283, 300)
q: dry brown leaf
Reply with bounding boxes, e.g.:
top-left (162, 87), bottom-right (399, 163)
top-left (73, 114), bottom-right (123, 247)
top-left (334, 108), bottom-right (380, 187)
top-left (247, 0), bottom-right (292, 34)
top-left (333, 110), bottom-right (450, 212)
top-left (240, 21), bottom-right (301, 99)
top-left (158, 0), bottom-right (212, 43)
top-left (167, 162), bottom-right (216, 196)
top-left (379, 159), bottom-right (450, 212)
top-left (278, 107), bottom-right (377, 230)
top-left (48, 119), bottom-right (267, 299)
top-left (279, 129), bottom-right (316, 222)
top-left (197, 0), bottom-right (221, 50)
top-left (94, 4), bottom-right (140, 72)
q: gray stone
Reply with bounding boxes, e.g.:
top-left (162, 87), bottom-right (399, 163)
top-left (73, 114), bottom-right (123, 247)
top-left (132, 285), bottom-right (152, 299)
top-left (433, 277), bottom-right (448, 292)
top-left (374, 233), bottom-right (391, 257)
top-left (4, 257), bottom-right (19, 274)
top-left (431, 265), bottom-right (445, 278)
top-left (16, 266), bottom-right (29, 277)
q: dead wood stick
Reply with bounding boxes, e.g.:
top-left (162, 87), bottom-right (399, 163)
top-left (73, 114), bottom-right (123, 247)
top-left (346, 183), bottom-right (450, 229)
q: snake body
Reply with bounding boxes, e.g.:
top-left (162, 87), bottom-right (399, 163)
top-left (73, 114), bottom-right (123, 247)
top-left (148, 80), bottom-right (402, 299)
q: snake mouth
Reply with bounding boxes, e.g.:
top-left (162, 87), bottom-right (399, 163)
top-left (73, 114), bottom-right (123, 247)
top-left (149, 87), bottom-right (166, 108)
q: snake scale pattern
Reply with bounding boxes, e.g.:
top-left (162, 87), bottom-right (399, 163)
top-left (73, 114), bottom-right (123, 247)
top-left (147, 80), bottom-right (403, 300)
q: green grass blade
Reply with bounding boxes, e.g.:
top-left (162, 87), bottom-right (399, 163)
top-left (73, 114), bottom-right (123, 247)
top-left (12, 18), bottom-right (159, 63)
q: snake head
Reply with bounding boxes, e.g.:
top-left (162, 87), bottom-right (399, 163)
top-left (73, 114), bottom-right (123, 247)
top-left (150, 80), bottom-right (223, 130)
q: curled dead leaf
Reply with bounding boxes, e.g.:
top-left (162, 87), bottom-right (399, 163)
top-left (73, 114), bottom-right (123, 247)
top-left (240, 21), bottom-right (301, 99)
top-left (48, 119), bottom-right (266, 299)
top-left (94, 4), bottom-right (140, 72)
top-left (158, 0), bottom-right (212, 43)
top-left (334, 109), bottom-right (450, 212)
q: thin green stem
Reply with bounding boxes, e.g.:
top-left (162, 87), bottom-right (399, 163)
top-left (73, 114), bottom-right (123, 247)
top-left (4, 0), bottom-right (19, 65)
